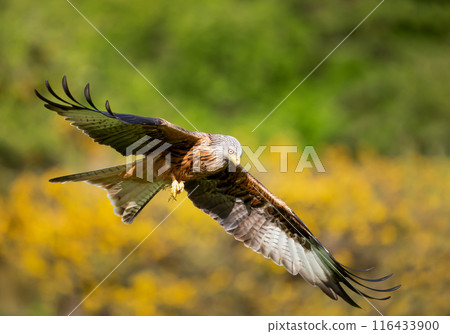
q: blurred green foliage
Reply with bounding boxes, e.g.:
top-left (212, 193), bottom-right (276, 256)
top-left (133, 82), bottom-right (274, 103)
top-left (0, 0), bottom-right (449, 315)
top-left (0, 0), bottom-right (448, 180)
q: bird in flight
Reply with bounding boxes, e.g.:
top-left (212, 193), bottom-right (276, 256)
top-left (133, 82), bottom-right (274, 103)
top-left (36, 76), bottom-right (399, 308)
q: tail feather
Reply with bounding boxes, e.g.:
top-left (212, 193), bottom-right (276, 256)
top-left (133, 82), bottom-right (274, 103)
top-left (50, 164), bottom-right (168, 224)
top-left (49, 165), bottom-right (126, 183)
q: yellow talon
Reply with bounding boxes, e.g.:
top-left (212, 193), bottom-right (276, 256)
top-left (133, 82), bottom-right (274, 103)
top-left (169, 178), bottom-right (185, 201)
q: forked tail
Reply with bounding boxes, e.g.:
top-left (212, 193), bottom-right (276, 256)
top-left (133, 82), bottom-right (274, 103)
top-left (50, 164), bottom-right (168, 224)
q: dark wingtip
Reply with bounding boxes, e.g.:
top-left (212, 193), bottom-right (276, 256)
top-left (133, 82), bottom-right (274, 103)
top-left (62, 75), bottom-right (69, 92)
top-left (34, 87), bottom-right (65, 109)
top-left (337, 265), bottom-right (400, 306)
top-left (376, 295), bottom-right (391, 301)
top-left (342, 264), bottom-right (375, 272)
top-left (34, 88), bottom-right (43, 99)
top-left (348, 275), bottom-right (402, 293)
top-left (339, 289), bottom-right (361, 308)
top-left (61, 75), bottom-right (82, 105)
top-left (84, 83), bottom-right (98, 109)
top-left (347, 271), bottom-right (394, 282)
top-left (105, 100), bottom-right (114, 116)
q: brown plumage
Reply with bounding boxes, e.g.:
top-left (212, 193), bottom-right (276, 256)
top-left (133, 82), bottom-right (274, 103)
top-left (36, 77), bottom-right (400, 308)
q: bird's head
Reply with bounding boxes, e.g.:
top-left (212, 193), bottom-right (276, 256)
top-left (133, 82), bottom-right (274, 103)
top-left (211, 134), bottom-right (242, 167)
top-left (224, 135), bottom-right (242, 166)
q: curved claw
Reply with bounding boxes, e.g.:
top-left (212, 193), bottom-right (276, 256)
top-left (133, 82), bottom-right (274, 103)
top-left (169, 178), bottom-right (185, 201)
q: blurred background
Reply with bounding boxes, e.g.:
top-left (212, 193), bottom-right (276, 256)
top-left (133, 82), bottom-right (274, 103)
top-left (0, 0), bottom-right (449, 315)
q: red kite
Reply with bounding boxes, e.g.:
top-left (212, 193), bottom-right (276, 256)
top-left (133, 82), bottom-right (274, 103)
top-left (36, 77), bottom-right (399, 307)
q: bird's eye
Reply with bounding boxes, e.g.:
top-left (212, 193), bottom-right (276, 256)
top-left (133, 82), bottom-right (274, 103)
top-left (228, 148), bottom-right (235, 155)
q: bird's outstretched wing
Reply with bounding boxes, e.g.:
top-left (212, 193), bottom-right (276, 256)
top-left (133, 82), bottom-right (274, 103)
top-left (35, 76), bottom-right (202, 155)
top-left (185, 167), bottom-right (400, 307)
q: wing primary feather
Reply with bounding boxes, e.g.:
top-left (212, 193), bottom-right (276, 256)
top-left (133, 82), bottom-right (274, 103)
top-left (312, 247), bottom-right (393, 301)
top-left (295, 242), bottom-right (316, 285)
top-left (327, 283), bottom-right (361, 308)
top-left (347, 275), bottom-right (402, 292)
top-left (290, 213), bottom-right (399, 302)
top-left (341, 264), bottom-right (376, 272)
top-left (37, 77), bottom-right (201, 157)
top-left (260, 185), bottom-right (399, 305)
top-left (338, 274), bottom-right (394, 301)
top-left (34, 89), bottom-right (72, 110)
top-left (45, 79), bottom-right (79, 108)
top-left (275, 198), bottom-right (399, 303)
top-left (105, 100), bottom-right (115, 117)
top-left (84, 83), bottom-right (99, 110)
top-left (62, 75), bottom-right (83, 105)
top-left (345, 271), bottom-right (394, 282)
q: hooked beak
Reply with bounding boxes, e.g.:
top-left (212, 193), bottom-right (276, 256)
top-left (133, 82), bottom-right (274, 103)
top-left (228, 154), bottom-right (240, 166)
